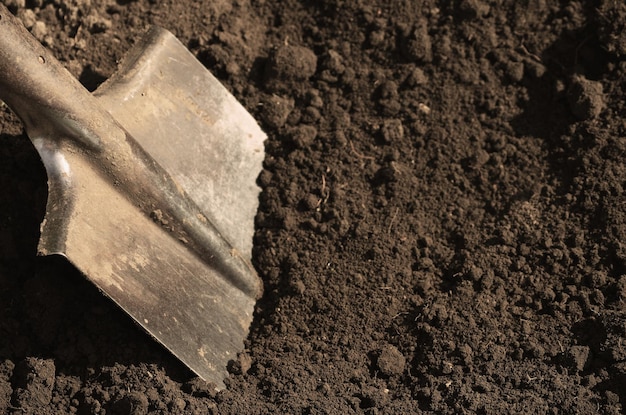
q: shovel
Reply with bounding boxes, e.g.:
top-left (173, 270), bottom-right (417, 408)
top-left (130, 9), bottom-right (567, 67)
top-left (0, 5), bottom-right (265, 389)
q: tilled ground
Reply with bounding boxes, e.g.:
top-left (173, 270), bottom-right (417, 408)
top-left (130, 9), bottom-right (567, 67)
top-left (1, 0), bottom-right (626, 414)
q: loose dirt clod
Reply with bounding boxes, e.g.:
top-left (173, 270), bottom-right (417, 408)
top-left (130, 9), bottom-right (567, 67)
top-left (376, 345), bottom-right (406, 377)
top-left (11, 358), bottom-right (55, 410)
top-left (568, 75), bottom-right (605, 120)
top-left (264, 44), bottom-right (318, 91)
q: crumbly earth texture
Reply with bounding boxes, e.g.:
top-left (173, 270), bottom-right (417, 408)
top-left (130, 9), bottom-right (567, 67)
top-left (1, 0), bottom-right (626, 414)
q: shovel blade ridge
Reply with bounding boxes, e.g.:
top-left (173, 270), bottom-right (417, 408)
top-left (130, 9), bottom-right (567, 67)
top-left (94, 27), bottom-right (266, 261)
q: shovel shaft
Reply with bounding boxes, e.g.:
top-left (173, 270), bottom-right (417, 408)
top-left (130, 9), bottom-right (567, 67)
top-left (0, 5), bottom-right (261, 299)
top-left (0, 4), bottom-right (121, 149)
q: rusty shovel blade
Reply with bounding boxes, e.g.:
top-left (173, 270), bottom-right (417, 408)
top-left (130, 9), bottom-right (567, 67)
top-left (0, 5), bottom-right (265, 389)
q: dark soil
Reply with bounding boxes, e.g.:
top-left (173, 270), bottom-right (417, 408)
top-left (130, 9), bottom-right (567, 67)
top-left (1, 0), bottom-right (626, 413)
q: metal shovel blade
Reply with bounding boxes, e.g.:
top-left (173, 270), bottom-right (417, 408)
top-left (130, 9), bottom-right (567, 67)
top-left (0, 5), bottom-right (265, 389)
